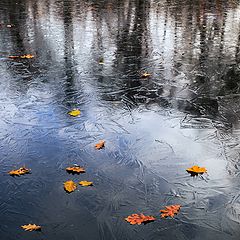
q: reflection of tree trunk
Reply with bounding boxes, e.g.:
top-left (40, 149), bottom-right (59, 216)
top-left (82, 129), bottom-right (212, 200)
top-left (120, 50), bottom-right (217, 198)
top-left (236, 24), bottom-right (240, 64)
top-left (63, 0), bottom-right (75, 107)
top-left (199, 0), bottom-right (208, 66)
top-left (115, 0), bottom-right (150, 74)
top-left (8, 1), bottom-right (26, 53)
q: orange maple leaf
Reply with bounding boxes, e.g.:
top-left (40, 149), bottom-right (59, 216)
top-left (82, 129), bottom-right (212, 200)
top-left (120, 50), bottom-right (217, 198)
top-left (125, 213), bottom-right (156, 225)
top-left (95, 140), bottom-right (105, 150)
top-left (66, 166), bottom-right (85, 174)
top-left (160, 205), bottom-right (181, 218)
top-left (186, 165), bottom-right (207, 176)
top-left (8, 167), bottom-right (30, 176)
top-left (21, 224), bottom-right (41, 231)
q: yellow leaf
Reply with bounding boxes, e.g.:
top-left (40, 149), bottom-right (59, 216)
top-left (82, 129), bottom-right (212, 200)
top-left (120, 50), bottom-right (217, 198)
top-left (79, 181), bottom-right (93, 187)
top-left (95, 140), bottom-right (105, 150)
top-left (141, 72), bottom-right (151, 78)
top-left (64, 180), bottom-right (77, 193)
top-left (8, 167), bottom-right (30, 176)
top-left (68, 109), bottom-right (81, 117)
top-left (66, 166), bottom-right (85, 174)
top-left (20, 54), bottom-right (34, 59)
top-left (21, 224), bottom-right (41, 231)
top-left (9, 54), bottom-right (34, 59)
top-left (186, 165), bottom-right (207, 175)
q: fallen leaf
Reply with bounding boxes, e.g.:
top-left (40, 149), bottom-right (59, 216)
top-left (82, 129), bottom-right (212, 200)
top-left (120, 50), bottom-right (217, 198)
top-left (64, 180), bottom-right (77, 193)
top-left (160, 205), bottom-right (181, 218)
top-left (8, 56), bottom-right (19, 59)
top-left (8, 167), bottom-right (30, 176)
top-left (9, 54), bottom-right (34, 59)
top-left (98, 58), bottom-right (104, 65)
top-left (21, 224), bottom-right (41, 231)
top-left (21, 54), bottom-right (34, 59)
top-left (125, 214), bottom-right (156, 225)
top-left (186, 165), bottom-right (207, 176)
top-left (68, 109), bottom-right (81, 117)
top-left (141, 72), bottom-right (151, 78)
top-left (95, 140), bottom-right (105, 150)
top-left (66, 166), bottom-right (85, 174)
top-left (79, 181), bottom-right (93, 186)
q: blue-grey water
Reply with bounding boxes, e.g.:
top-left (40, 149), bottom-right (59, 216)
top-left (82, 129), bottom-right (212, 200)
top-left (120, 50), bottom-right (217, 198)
top-left (0, 0), bottom-right (240, 239)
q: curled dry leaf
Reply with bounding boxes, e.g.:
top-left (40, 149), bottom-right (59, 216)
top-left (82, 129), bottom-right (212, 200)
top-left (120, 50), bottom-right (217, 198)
top-left (8, 167), bottom-right (30, 176)
top-left (186, 165), bottom-right (207, 175)
top-left (68, 109), bottom-right (81, 117)
top-left (95, 140), bottom-right (105, 150)
top-left (66, 166), bottom-right (85, 174)
top-left (79, 181), bottom-right (93, 187)
top-left (98, 58), bottom-right (104, 65)
top-left (141, 72), bottom-right (151, 78)
top-left (125, 214), bottom-right (156, 225)
top-left (64, 180), bottom-right (77, 193)
top-left (160, 205), bottom-right (181, 218)
top-left (21, 224), bottom-right (41, 231)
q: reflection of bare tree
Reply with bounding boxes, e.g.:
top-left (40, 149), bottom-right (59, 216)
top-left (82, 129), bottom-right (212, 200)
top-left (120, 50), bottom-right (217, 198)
top-left (0, 0), bottom-right (240, 119)
top-left (62, 0), bottom-right (79, 108)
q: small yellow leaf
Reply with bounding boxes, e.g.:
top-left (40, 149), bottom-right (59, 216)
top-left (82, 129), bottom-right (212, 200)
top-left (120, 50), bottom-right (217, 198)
top-left (79, 181), bottom-right (93, 187)
top-left (20, 54), bottom-right (34, 59)
top-left (68, 109), bottom-right (81, 117)
top-left (66, 166), bottom-right (85, 174)
top-left (64, 180), bottom-right (77, 193)
top-left (9, 54), bottom-right (34, 59)
top-left (141, 72), bottom-right (151, 78)
top-left (21, 224), bottom-right (41, 231)
top-left (186, 165), bottom-right (207, 175)
top-left (8, 167), bottom-right (30, 176)
top-left (95, 140), bottom-right (105, 150)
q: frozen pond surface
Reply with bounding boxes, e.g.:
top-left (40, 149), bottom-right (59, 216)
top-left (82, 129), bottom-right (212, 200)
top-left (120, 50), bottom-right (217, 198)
top-left (0, 0), bottom-right (240, 239)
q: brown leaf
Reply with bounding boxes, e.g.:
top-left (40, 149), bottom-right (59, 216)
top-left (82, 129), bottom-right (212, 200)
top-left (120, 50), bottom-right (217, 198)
top-left (21, 224), bottom-right (41, 231)
top-left (95, 140), bottom-right (105, 150)
top-left (8, 55), bottom-right (19, 59)
top-left (98, 57), bottom-right (104, 65)
top-left (160, 205), bottom-right (181, 218)
top-left (66, 166), bottom-right (85, 174)
top-left (8, 167), bottom-right (30, 176)
top-left (125, 213), bottom-right (156, 225)
top-left (64, 180), bottom-right (77, 193)
top-left (186, 165), bottom-right (207, 176)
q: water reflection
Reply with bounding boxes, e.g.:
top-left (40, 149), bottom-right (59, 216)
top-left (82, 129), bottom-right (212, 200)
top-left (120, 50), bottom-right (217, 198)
top-left (0, 0), bottom-right (240, 239)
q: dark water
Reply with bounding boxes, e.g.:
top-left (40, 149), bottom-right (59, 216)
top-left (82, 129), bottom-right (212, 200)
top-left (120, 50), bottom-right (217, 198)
top-left (0, 0), bottom-right (240, 239)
